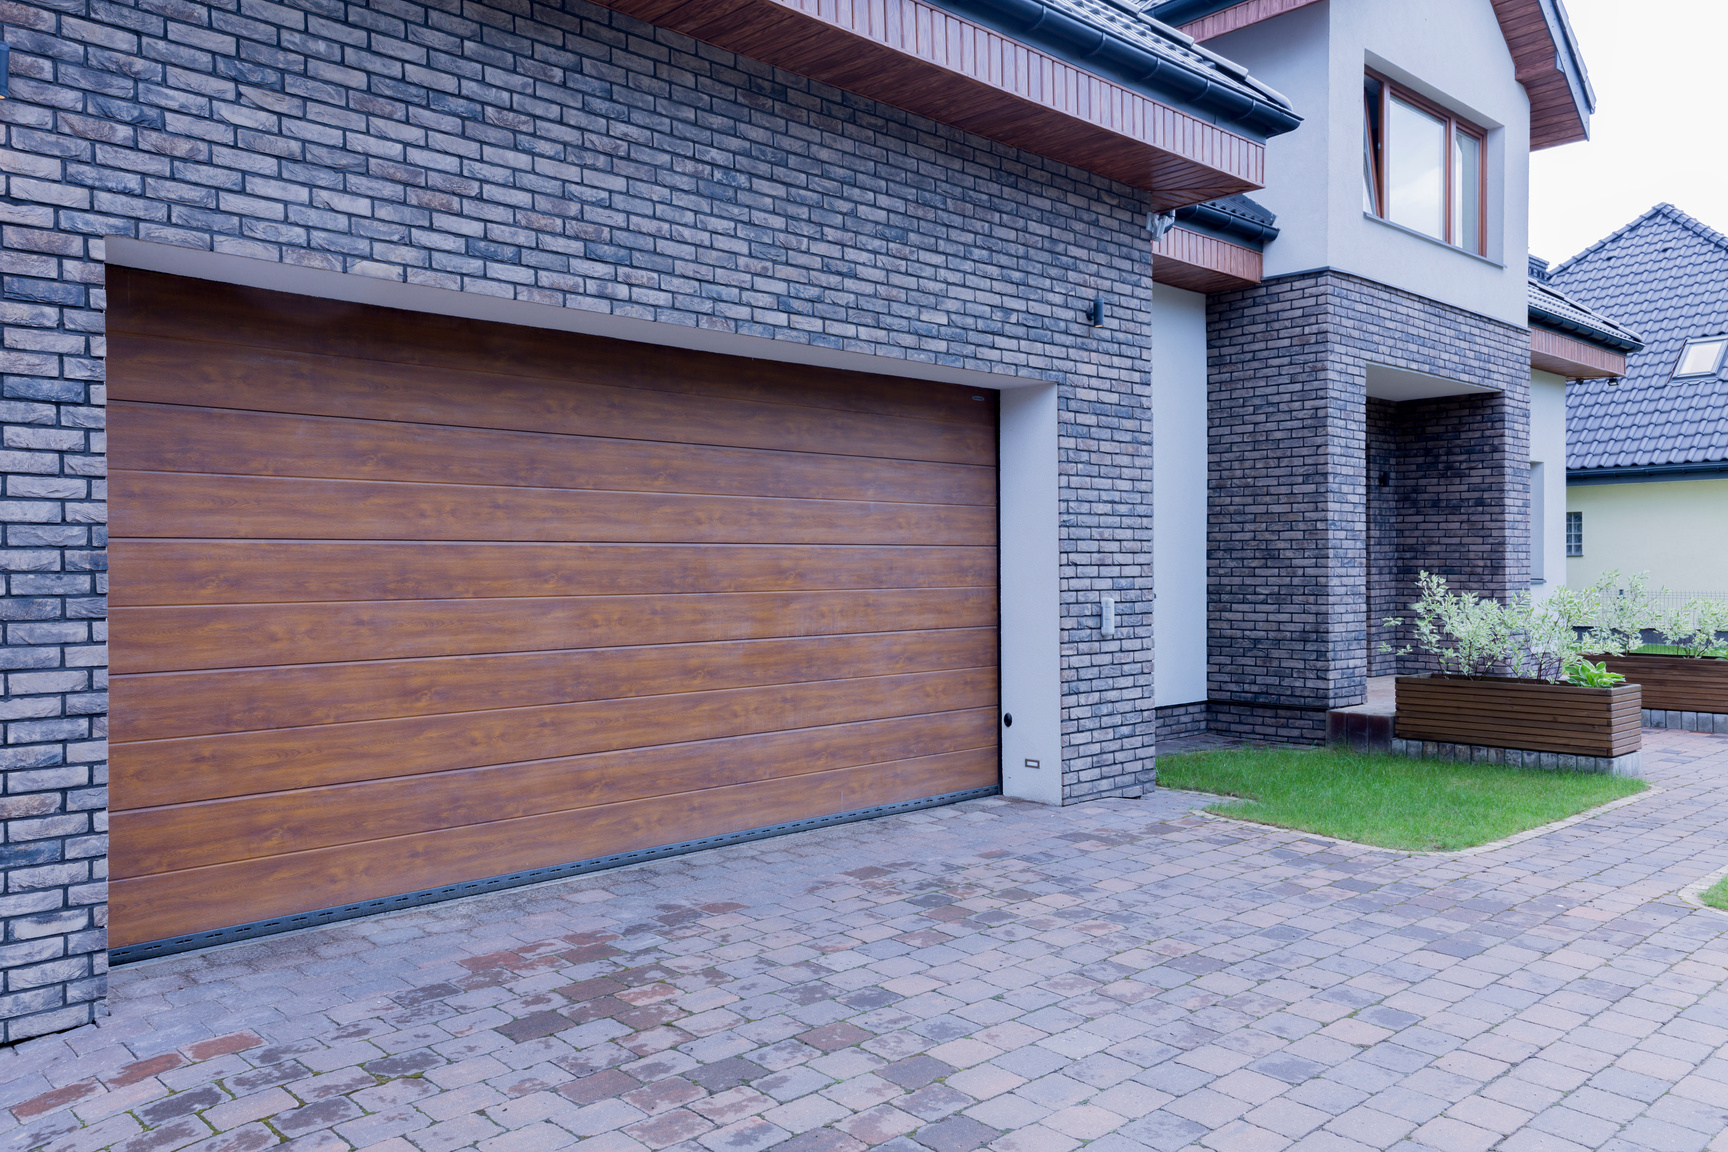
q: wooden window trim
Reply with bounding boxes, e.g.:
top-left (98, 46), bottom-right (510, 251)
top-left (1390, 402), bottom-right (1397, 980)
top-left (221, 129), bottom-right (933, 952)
top-left (1364, 69), bottom-right (1487, 255)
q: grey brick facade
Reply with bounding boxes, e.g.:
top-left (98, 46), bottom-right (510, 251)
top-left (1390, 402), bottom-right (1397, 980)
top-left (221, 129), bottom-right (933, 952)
top-left (0, 0), bottom-right (1161, 1040)
top-left (1207, 270), bottom-right (1530, 741)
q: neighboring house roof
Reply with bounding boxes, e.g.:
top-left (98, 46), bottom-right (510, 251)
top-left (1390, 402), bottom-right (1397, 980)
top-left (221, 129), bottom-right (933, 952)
top-left (1548, 204), bottom-right (1728, 476)
top-left (1145, 0), bottom-right (1593, 148)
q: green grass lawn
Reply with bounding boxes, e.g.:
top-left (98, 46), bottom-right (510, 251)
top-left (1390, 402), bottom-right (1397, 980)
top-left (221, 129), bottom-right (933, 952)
top-left (1157, 746), bottom-right (1646, 852)
top-left (1631, 644), bottom-right (1726, 658)
top-left (1703, 876), bottom-right (1728, 912)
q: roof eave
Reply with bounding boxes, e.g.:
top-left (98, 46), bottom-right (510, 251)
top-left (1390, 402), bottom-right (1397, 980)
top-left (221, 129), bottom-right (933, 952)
top-left (936, 0), bottom-right (1302, 140)
top-left (1567, 461), bottom-right (1728, 486)
top-left (1527, 308), bottom-right (1642, 353)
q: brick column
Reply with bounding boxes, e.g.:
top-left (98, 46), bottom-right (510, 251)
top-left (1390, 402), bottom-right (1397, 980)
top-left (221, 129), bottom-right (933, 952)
top-left (1207, 271), bottom-right (1528, 742)
top-left (1058, 367), bottom-right (1157, 802)
top-left (0, 224), bottom-right (108, 1040)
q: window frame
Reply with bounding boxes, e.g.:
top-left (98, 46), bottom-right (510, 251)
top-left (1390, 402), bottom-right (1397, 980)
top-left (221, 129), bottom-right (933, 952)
top-left (1363, 70), bottom-right (1487, 255)
top-left (1565, 511), bottom-right (1583, 558)
top-left (1673, 337), bottom-right (1728, 378)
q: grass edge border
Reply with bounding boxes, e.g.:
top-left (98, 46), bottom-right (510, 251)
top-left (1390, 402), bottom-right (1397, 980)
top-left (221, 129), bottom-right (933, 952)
top-left (1677, 859), bottom-right (1728, 917)
top-left (1183, 784), bottom-right (1663, 857)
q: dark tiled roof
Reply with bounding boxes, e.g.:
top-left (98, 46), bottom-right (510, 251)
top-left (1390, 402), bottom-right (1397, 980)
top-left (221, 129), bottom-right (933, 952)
top-left (1547, 204), bottom-right (1728, 471)
top-left (1527, 278), bottom-right (1642, 353)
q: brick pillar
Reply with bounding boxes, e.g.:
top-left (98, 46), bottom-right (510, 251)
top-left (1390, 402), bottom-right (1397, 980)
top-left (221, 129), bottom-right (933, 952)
top-left (0, 226), bottom-right (108, 1040)
top-left (1058, 367), bottom-right (1157, 802)
top-left (1207, 271), bottom-right (1528, 742)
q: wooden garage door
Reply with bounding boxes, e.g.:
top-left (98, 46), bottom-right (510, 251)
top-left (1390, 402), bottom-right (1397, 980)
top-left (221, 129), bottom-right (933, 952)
top-left (106, 268), bottom-right (999, 950)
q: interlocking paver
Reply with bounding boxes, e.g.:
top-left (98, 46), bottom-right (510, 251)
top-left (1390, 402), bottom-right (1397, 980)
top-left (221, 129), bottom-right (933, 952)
top-left (7, 729), bottom-right (1728, 1152)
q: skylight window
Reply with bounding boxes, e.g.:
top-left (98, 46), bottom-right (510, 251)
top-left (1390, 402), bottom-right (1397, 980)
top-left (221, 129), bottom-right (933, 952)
top-left (1674, 338), bottom-right (1728, 378)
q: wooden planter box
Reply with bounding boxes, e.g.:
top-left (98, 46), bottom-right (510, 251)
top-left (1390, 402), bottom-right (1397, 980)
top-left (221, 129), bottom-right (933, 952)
top-left (1597, 653), bottom-right (1728, 714)
top-left (1395, 675), bottom-right (1641, 758)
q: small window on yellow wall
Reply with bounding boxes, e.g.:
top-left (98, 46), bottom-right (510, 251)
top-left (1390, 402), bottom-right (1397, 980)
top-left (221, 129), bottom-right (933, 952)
top-left (1363, 70), bottom-right (1486, 255)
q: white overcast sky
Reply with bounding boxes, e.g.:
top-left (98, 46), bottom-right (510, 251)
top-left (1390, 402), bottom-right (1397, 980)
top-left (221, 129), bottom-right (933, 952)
top-left (1529, 0), bottom-right (1728, 264)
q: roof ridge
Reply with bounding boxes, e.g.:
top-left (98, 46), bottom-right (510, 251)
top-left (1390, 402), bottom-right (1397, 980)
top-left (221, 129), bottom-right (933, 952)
top-left (1552, 203), bottom-right (1728, 277)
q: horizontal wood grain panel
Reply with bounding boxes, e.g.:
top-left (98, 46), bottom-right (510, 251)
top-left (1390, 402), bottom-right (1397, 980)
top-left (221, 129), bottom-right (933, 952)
top-left (114, 627), bottom-right (995, 741)
top-left (109, 269), bottom-right (1000, 951)
top-left (106, 271), bottom-right (997, 429)
top-left (110, 334), bottom-right (993, 466)
top-left (110, 541), bottom-right (997, 606)
top-left (110, 748), bottom-right (999, 946)
top-left (113, 666), bottom-right (999, 809)
top-left (115, 708), bottom-right (997, 875)
top-left (113, 589), bottom-right (998, 673)
top-left (112, 471), bottom-right (995, 546)
top-left (108, 271), bottom-right (995, 428)
top-left (1599, 655), bottom-right (1728, 713)
top-left (1394, 677), bottom-right (1640, 757)
top-left (109, 403), bottom-right (995, 507)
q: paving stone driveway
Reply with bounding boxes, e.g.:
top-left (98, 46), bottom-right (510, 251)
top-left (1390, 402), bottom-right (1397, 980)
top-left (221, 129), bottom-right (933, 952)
top-left (7, 727), bottom-right (1728, 1152)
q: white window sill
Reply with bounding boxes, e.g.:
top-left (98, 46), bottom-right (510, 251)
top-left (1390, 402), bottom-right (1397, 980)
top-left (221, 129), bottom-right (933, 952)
top-left (1362, 212), bottom-right (1505, 269)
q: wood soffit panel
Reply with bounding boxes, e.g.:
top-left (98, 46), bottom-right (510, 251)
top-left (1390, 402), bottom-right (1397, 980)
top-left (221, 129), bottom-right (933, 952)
top-left (1491, 0), bottom-right (1589, 150)
top-left (590, 0), bottom-right (1264, 209)
top-left (1150, 226), bottom-right (1261, 292)
top-left (1175, 0), bottom-right (1321, 43)
top-left (1180, 0), bottom-right (1589, 152)
top-left (1531, 326), bottom-right (1627, 379)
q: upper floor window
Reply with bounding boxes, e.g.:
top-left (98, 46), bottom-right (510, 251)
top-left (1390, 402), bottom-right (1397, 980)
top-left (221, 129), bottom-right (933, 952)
top-left (1363, 73), bottom-right (1485, 255)
top-left (1674, 337), bottom-right (1728, 378)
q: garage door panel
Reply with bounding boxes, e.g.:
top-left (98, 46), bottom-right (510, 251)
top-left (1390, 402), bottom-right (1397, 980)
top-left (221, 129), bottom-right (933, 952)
top-left (113, 589), bottom-right (1000, 674)
top-left (114, 627), bottom-right (996, 741)
top-left (109, 274), bottom-right (998, 430)
top-left (113, 667), bottom-right (1001, 809)
top-left (109, 269), bottom-right (998, 952)
top-left (110, 541), bottom-right (996, 607)
top-left (111, 335), bottom-right (994, 466)
top-left (112, 471), bottom-right (996, 546)
top-left (114, 708), bottom-right (1001, 876)
top-left (110, 403), bottom-right (997, 507)
top-left (109, 747), bottom-right (1001, 947)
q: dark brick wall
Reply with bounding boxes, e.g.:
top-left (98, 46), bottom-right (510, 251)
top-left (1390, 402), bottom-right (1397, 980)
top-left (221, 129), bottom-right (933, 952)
top-left (1366, 398), bottom-right (1400, 676)
top-left (0, 0), bottom-right (1159, 1038)
top-left (1207, 270), bottom-right (1529, 740)
top-left (1154, 701), bottom-right (1206, 741)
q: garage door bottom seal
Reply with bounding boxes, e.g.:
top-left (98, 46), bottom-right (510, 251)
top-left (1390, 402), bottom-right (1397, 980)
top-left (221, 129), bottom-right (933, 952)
top-left (112, 785), bottom-right (1002, 966)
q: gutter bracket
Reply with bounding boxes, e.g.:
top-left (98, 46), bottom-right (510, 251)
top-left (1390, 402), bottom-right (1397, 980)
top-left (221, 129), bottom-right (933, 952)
top-left (1147, 211), bottom-right (1177, 241)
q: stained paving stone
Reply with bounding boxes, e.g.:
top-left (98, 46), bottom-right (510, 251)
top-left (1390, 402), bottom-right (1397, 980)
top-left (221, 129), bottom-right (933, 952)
top-left (6, 728), bottom-right (1728, 1152)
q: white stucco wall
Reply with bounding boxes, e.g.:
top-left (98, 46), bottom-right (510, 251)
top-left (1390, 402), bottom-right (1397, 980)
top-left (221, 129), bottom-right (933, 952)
top-left (1529, 370), bottom-right (1568, 599)
top-left (1566, 478), bottom-right (1728, 594)
top-left (1151, 286), bottom-right (1209, 707)
top-left (1207, 0), bottom-right (1530, 328)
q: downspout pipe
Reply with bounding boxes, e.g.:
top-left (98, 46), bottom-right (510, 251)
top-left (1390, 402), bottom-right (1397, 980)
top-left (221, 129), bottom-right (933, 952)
top-left (935, 0), bottom-right (1303, 139)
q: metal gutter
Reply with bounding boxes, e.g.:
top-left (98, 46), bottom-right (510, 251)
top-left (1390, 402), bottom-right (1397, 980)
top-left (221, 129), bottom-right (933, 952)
top-left (935, 0), bottom-right (1303, 139)
top-left (1567, 461), bottom-right (1728, 486)
top-left (1174, 199), bottom-right (1279, 247)
top-left (1529, 313), bottom-right (1642, 354)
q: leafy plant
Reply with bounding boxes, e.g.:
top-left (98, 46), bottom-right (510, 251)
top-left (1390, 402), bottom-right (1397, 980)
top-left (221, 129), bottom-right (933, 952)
top-left (1562, 659), bottom-right (1626, 688)
top-left (1649, 596), bottom-right (1728, 659)
top-left (1381, 571), bottom-right (1629, 682)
